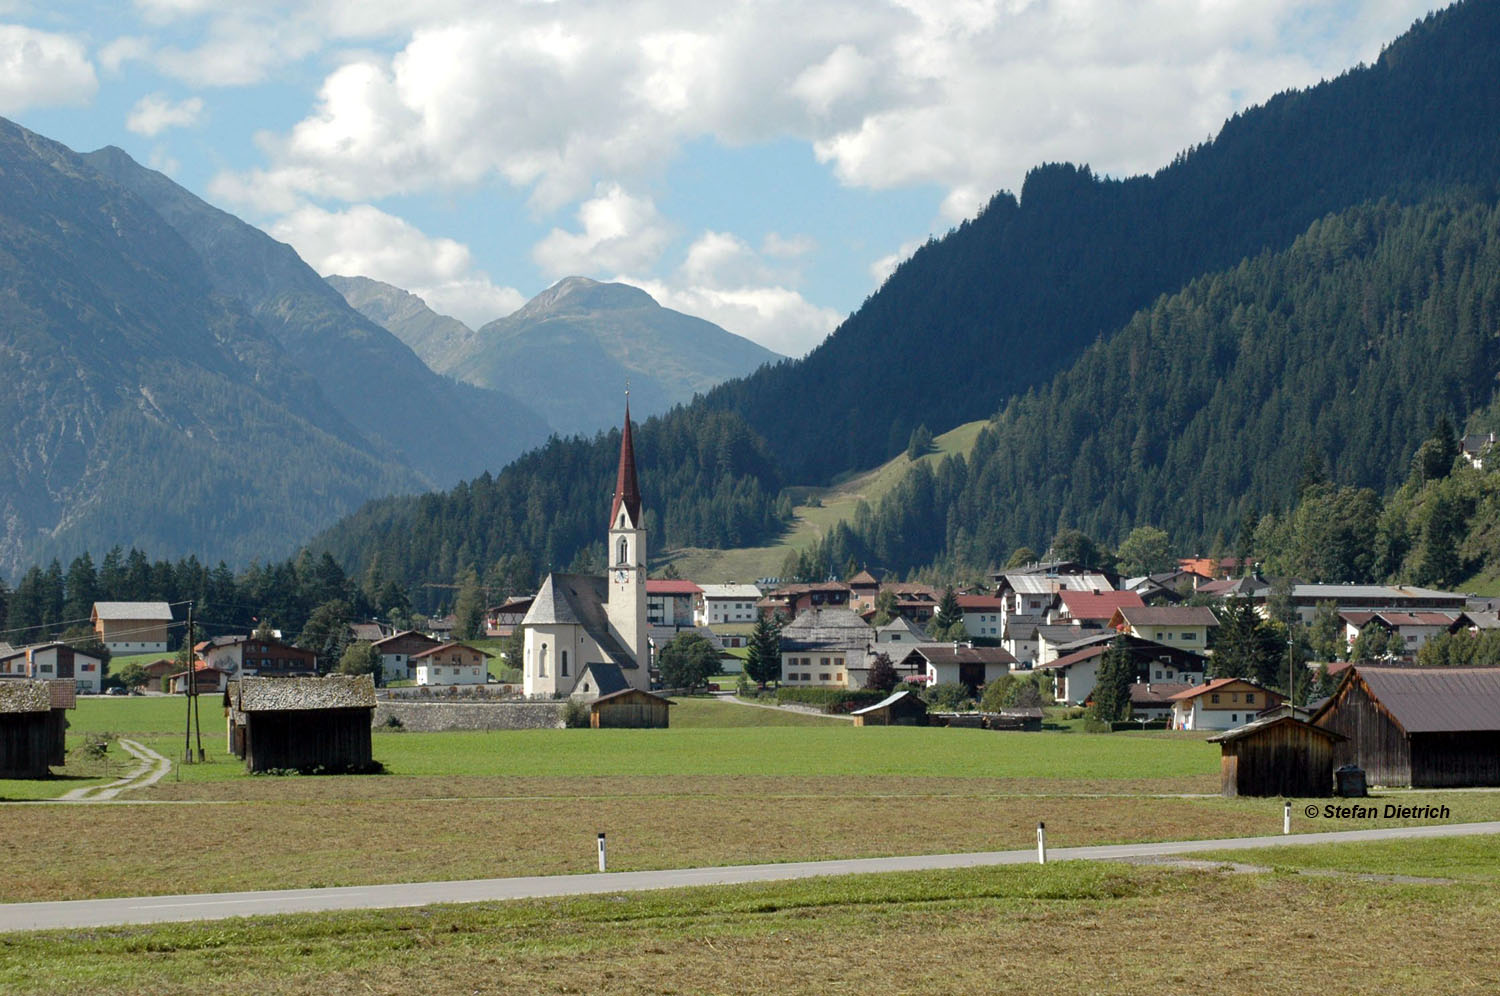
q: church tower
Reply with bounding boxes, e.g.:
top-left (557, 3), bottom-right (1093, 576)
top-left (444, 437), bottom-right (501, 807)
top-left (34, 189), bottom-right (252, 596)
top-left (605, 401), bottom-right (649, 689)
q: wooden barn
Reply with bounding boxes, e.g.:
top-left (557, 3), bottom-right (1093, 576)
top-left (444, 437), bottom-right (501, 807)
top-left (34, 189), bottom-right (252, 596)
top-left (589, 687), bottom-right (672, 728)
top-left (851, 689), bottom-right (929, 726)
top-left (0, 679), bottom-right (72, 778)
top-left (1312, 664), bottom-right (1500, 788)
top-left (1207, 715), bottom-right (1344, 797)
top-left (226, 674), bottom-right (377, 773)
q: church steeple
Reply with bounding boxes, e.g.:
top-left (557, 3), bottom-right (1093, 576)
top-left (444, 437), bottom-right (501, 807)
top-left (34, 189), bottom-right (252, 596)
top-left (609, 400), bottom-right (642, 529)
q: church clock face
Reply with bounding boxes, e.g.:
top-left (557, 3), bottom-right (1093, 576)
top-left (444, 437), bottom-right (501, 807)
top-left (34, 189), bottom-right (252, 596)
top-left (615, 568), bottom-right (630, 584)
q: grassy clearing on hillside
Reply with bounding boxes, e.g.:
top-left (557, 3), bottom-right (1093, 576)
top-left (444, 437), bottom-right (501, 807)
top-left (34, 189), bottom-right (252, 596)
top-left (5, 859), bottom-right (1497, 995)
top-left (660, 418), bottom-right (987, 581)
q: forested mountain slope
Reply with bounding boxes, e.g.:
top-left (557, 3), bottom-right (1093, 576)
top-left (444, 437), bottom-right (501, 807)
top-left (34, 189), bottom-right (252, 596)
top-left (825, 196), bottom-right (1500, 574)
top-left (704, 0), bottom-right (1500, 483)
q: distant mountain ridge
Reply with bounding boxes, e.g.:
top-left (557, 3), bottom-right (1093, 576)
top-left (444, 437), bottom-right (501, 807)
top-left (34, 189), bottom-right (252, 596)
top-left (0, 119), bottom-right (549, 575)
top-left (332, 274), bottom-right (781, 438)
top-left (83, 148), bottom-right (549, 485)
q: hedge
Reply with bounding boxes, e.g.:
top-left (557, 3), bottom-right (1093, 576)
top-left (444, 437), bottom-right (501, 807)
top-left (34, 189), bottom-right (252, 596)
top-left (774, 687), bottom-right (888, 714)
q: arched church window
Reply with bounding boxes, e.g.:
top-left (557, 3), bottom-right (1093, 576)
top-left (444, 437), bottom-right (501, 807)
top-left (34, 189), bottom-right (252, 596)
top-left (619, 512), bottom-right (626, 528)
top-left (561, 650), bottom-right (569, 676)
top-left (617, 537), bottom-right (628, 564)
top-left (539, 643), bottom-right (548, 677)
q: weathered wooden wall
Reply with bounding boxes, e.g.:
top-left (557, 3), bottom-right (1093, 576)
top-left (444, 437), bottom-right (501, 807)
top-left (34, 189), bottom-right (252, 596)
top-left (1315, 679), bottom-right (1411, 787)
top-left (1410, 731), bottom-right (1500, 787)
top-left (244, 708), bottom-right (375, 773)
top-left (591, 695), bottom-right (669, 729)
top-left (0, 713), bottom-right (53, 778)
top-left (1221, 724), bottom-right (1335, 797)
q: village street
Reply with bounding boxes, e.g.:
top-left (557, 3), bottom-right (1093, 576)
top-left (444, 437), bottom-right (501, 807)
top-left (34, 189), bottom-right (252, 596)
top-left (3, 821), bottom-right (1496, 933)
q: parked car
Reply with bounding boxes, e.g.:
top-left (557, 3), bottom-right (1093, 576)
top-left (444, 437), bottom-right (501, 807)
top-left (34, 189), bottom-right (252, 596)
top-left (107, 686), bottom-right (128, 696)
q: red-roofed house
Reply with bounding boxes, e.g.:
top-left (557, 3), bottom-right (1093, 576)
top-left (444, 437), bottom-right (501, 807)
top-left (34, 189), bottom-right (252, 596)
top-left (646, 580), bottom-right (703, 630)
top-left (1050, 589), bottom-right (1145, 627)
top-left (1170, 677), bottom-right (1282, 731)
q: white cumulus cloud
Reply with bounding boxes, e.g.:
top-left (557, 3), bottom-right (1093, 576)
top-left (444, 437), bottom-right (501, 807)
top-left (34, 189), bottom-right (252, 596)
top-left (532, 185), bottom-right (674, 278)
top-left (270, 203), bottom-right (524, 328)
top-left (0, 25), bottom-right (96, 114)
top-left (126, 93), bottom-right (204, 135)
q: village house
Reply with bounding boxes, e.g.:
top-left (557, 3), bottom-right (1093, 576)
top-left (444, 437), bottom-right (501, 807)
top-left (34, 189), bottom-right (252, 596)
top-left (1248, 583), bottom-right (1467, 625)
top-left (0, 643), bottom-right (104, 694)
top-left (1002, 614), bottom-right (1046, 666)
top-left (1040, 635), bottom-right (1205, 706)
top-left (411, 642), bottom-right (491, 686)
top-left (1337, 611), bottom-right (1466, 660)
top-left (168, 663), bottom-right (232, 695)
top-left (845, 570), bottom-right (882, 613)
top-left (881, 582), bottom-right (943, 626)
top-left (956, 594), bottom-right (1007, 639)
top-left (894, 644), bottom-right (1017, 693)
top-left (348, 622), bottom-right (388, 643)
top-left (371, 630), bottom-right (441, 683)
top-left (758, 581), bottom-right (853, 620)
top-left (1127, 681), bottom-right (1193, 723)
top-left (486, 595), bottom-right (534, 637)
top-left (694, 584), bottom-right (763, 626)
top-left (197, 635), bottom-right (317, 679)
top-left (779, 607), bottom-right (874, 688)
top-left (1048, 589), bottom-right (1145, 628)
top-left (1170, 677), bottom-right (1282, 731)
top-left (91, 601), bottom-right (172, 654)
top-left (521, 405), bottom-right (650, 698)
top-left (874, 616), bottom-right (928, 646)
top-left (646, 579), bottom-right (702, 630)
top-left (1108, 605), bottom-right (1219, 651)
top-left (1312, 664), bottom-right (1500, 787)
top-left (1461, 431), bottom-right (1496, 469)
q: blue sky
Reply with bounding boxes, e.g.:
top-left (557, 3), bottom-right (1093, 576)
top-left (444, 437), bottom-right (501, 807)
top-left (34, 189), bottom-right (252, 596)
top-left (1, 0), bottom-right (1441, 356)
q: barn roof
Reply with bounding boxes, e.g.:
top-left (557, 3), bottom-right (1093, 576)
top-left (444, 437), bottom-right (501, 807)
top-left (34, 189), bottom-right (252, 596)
top-left (0, 680), bottom-right (52, 713)
top-left (1207, 714), bottom-right (1345, 744)
top-left (237, 674), bottom-right (376, 712)
top-left (592, 686), bottom-right (673, 706)
top-left (92, 601), bottom-right (173, 621)
top-left (851, 689), bottom-right (925, 716)
top-left (1332, 665), bottom-right (1500, 734)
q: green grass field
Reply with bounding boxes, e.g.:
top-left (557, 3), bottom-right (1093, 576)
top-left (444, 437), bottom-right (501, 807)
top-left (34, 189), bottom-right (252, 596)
top-left (5, 846), bottom-right (1498, 995)
top-left (659, 418), bottom-right (988, 581)
top-left (3, 694), bottom-right (1495, 908)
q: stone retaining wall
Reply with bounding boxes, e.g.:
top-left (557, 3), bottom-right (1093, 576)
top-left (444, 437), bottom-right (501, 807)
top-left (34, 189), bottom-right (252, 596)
top-left (373, 700), bottom-right (563, 732)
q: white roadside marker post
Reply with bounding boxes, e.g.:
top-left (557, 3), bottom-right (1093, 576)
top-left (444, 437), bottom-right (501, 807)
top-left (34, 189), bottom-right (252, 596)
top-left (598, 832), bottom-right (607, 872)
top-left (1284, 800), bottom-right (1291, 835)
top-left (1037, 821), bottom-right (1047, 864)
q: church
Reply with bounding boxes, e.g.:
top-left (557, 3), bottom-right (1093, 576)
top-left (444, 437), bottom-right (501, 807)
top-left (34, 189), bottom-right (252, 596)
top-left (521, 405), bottom-right (651, 700)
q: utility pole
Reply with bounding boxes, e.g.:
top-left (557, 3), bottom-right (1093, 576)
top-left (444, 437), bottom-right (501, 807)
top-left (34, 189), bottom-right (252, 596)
top-left (183, 601), bottom-right (194, 763)
top-left (192, 601), bottom-right (205, 762)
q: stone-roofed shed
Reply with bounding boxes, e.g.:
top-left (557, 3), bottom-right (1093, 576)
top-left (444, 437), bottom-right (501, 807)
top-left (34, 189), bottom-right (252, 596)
top-left (0, 679), bottom-right (72, 778)
top-left (226, 674), bottom-right (378, 774)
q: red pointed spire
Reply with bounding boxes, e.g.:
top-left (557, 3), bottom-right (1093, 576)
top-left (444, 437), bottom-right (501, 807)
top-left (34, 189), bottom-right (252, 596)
top-left (610, 400), bottom-right (642, 528)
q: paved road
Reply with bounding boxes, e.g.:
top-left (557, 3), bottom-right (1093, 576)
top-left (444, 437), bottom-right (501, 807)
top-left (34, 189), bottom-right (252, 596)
top-left (4, 820), bottom-right (1496, 933)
